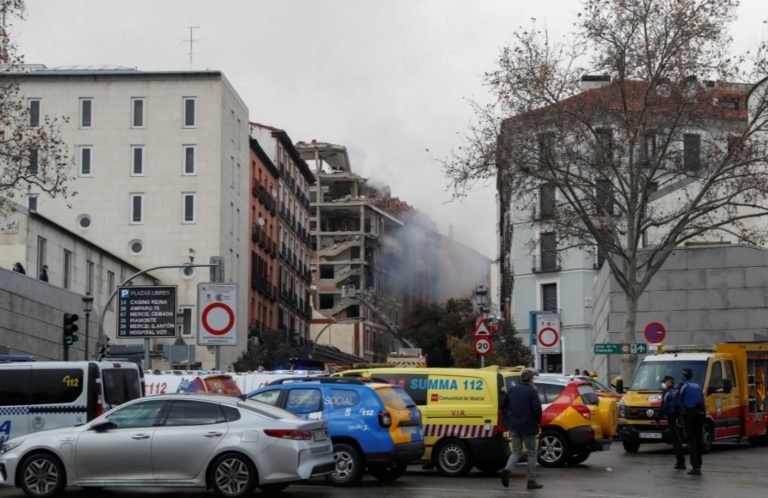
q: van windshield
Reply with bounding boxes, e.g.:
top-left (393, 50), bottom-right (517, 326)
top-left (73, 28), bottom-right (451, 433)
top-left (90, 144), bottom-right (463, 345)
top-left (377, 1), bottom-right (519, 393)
top-left (630, 360), bottom-right (707, 391)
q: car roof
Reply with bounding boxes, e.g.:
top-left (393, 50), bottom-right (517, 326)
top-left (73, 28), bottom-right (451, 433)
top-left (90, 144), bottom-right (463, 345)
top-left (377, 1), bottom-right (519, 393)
top-left (534, 374), bottom-right (585, 386)
top-left (134, 393), bottom-right (241, 405)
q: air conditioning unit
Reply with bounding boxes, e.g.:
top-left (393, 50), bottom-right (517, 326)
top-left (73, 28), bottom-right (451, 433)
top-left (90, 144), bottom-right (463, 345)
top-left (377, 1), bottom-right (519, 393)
top-left (153, 343), bottom-right (165, 353)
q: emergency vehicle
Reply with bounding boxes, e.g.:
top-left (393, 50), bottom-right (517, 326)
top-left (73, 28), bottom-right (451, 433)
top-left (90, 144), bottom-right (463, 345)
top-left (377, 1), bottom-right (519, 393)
top-left (618, 342), bottom-right (768, 452)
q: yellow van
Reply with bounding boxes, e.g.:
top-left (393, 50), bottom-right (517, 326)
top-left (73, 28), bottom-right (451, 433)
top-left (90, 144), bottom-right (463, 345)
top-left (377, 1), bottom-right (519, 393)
top-left (337, 366), bottom-right (509, 476)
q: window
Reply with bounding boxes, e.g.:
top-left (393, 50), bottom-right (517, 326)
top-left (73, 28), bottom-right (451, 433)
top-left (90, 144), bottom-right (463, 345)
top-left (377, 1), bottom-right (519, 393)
top-left (27, 194), bottom-right (38, 212)
top-left (539, 184), bottom-right (556, 218)
top-left (285, 388), bottom-right (322, 415)
top-left (182, 193), bottom-right (196, 223)
top-left (37, 236), bottom-right (46, 276)
top-left (708, 361), bottom-right (724, 391)
top-left (107, 271), bottom-right (115, 311)
top-left (102, 369), bottom-right (141, 406)
top-left (724, 361), bottom-right (737, 387)
top-left (250, 390), bottom-right (281, 406)
top-left (319, 265), bottom-right (334, 279)
top-left (63, 250), bottom-right (72, 289)
top-left (595, 128), bottom-right (613, 167)
top-left (79, 146), bottom-right (93, 176)
top-left (30, 369), bottom-right (83, 404)
top-left (86, 260), bottom-right (95, 294)
top-left (538, 132), bottom-right (554, 168)
top-left (131, 97), bottom-right (144, 127)
top-left (535, 382), bottom-right (565, 404)
top-left (165, 400), bottom-right (224, 426)
top-left (540, 232), bottom-right (558, 272)
top-left (106, 399), bottom-right (165, 429)
top-left (80, 98), bottom-right (93, 128)
top-left (29, 149), bottom-right (39, 175)
top-left (183, 97), bottom-right (196, 127)
top-left (182, 145), bottom-right (196, 175)
top-left (131, 146), bottom-right (144, 176)
top-left (28, 99), bottom-right (40, 128)
top-left (542, 283), bottom-right (558, 312)
top-left (130, 193), bottom-right (144, 224)
top-left (179, 306), bottom-right (193, 336)
top-left (684, 133), bottom-right (701, 169)
top-left (596, 179), bottom-right (614, 215)
top-left (642, 132), bottom-right (656, 165)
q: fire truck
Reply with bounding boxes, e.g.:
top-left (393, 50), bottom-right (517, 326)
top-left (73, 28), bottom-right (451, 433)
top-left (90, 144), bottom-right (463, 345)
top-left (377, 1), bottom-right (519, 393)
top-left (618, 342), bottom-right (768, 453)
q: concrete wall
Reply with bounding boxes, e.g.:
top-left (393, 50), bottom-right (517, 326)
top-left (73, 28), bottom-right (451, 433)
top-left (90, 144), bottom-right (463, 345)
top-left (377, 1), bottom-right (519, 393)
top-left (592, 244), bottom-right (768, 381)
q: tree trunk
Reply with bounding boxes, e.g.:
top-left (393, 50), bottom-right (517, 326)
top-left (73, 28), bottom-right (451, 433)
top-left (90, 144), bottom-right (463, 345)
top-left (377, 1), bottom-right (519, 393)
top-left (620, 293), bottom-right (639, 384)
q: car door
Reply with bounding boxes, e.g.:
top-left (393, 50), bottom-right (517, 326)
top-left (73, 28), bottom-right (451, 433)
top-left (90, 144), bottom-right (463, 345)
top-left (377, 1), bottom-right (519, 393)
top-left (151, 399), bottom-right (230, 481)
top-left (75, 399), bottom-right (165, 482)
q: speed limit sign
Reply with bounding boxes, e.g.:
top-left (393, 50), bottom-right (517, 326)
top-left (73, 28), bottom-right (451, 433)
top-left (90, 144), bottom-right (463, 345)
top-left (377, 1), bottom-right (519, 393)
top-left (473, 336), bottom-right (493, 356)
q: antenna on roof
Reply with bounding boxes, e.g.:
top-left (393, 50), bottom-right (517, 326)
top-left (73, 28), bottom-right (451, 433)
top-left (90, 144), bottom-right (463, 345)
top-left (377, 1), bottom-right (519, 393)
top-left (184, 25), bottom-right (200, 66)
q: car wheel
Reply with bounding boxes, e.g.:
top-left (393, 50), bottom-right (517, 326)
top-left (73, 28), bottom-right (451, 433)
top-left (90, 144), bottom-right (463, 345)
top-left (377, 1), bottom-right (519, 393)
top-left (702, 422), bottom-right (714, 454)
top-left (326, 443), bottom-right (364, 486)
top-left (622, 439), bottom-right (640, 453)
top-left (537, 430), bottom-right (569, 467)
top-left (433, 439), bottom-right (472, 476)
top-left (209, 453), bottom-right (258, 498)
top-left (258, 483), bottom-right (290, 494)
top-left (567, 450), bottom-right (591, 465)
top-left (368, 462), bottom-right (408, 481)
top-left (19, 452), bottom-right (66, 498)
top-left (749, 435), bottom-right (768, 447)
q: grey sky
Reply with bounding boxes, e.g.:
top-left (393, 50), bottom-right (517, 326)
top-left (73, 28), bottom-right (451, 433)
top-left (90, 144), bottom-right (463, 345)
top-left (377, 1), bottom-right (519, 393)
top-left (13, 0), bottom-right (766, 258)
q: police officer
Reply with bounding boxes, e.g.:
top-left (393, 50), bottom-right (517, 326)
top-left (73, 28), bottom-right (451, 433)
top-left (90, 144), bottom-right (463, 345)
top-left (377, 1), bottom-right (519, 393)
top-left (660, 375), bottom-right (685, 469)
top-left (678, 367), bottom-right (705, 475)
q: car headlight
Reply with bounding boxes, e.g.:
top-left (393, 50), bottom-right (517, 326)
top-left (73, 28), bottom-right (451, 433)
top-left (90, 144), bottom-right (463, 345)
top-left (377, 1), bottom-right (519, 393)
top-left (618, 401), bottom-right (626, 418)
top-left (0, 439), bottom-right (24, 454)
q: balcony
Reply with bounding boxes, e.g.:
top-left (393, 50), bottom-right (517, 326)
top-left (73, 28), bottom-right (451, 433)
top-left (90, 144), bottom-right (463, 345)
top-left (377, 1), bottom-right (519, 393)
top-left (532, 254), bottom-right (561, 274)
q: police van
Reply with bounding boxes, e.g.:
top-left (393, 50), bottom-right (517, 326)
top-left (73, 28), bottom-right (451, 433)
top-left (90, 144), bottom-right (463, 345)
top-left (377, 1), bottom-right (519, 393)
top-left (0, 361), bottom-right (144, 443)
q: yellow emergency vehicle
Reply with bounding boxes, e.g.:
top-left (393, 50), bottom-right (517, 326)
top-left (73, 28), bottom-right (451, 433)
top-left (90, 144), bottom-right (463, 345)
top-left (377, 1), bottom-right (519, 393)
top-left (618, 342), bottom-right (768, 452)
top-left (337, 366), bottom-right (509, 476)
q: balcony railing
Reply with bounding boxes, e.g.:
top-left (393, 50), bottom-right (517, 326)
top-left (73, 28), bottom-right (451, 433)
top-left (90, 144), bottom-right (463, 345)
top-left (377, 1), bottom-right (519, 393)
top-left (532, 254), bottom-right (561, 273)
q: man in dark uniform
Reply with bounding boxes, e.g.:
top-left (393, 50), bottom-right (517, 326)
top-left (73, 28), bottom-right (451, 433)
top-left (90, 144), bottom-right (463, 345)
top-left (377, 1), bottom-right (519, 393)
top-left (660, 375), bottom-right (685, 469)
top-left (500, 368), bottom-right (543, 490)
top-left (677, 367), bottom-right (705, 475)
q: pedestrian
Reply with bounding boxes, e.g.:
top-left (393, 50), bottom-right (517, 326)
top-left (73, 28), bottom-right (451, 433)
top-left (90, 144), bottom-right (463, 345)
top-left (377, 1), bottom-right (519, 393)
top-left (659, 375), bottom-right (685, 469)
top-left (38, 265), bottom-right (49, 282)
top-left (13, 262), bottom-right (26, 274)
top-left (500, 368), bottom-right (543, 490)
top-left (677, 367), bottom-right (705, 475)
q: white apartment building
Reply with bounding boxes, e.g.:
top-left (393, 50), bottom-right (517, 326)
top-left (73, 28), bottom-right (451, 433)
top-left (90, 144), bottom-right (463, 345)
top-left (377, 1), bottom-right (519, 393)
top-left (10, 67), bottom-right (250, 369)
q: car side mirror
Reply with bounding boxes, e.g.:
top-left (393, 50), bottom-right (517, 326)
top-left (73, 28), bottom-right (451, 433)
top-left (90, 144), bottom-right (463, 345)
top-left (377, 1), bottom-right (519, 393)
top-left (90, 420), bottom-right (117, 432)
top-left (723, 378), bottom-right (732, 394)
top-left (615, 379), bottom-right (624, 394)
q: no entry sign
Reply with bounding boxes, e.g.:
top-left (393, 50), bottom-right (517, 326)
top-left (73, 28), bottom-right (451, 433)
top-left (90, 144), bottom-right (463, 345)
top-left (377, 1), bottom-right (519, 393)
top-left (198, 283), bottom-right (238, 346)
top-left (537, 326), bottom-right (561, 353)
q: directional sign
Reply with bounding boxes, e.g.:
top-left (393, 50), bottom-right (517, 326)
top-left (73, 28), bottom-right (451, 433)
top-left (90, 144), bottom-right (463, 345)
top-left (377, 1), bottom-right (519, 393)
top-left (473, 336), bottom-right (493, 356)
top-left (117, 286), bottom-right (177, 338)
top-left (644, 322), bottom-right (666, 344)
top-left (594, 343), bottom-right (649, 354)
top-left (198, 283), bottom-right (238, 346)
top-left (473, 319), bottom-right (492, 337)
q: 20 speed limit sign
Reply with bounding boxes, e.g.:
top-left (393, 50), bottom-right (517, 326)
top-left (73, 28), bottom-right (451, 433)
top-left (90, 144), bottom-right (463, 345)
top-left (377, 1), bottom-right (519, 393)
top-left (473, 336), bottom-right (493, 356)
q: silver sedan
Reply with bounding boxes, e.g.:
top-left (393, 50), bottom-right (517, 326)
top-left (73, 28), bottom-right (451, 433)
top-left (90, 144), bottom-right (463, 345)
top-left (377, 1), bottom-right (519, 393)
top-left (0, 394), bottom-right (335, 498)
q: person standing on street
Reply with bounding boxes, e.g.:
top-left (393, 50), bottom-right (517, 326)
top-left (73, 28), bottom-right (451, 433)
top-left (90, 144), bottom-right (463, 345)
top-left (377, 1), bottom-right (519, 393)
top-left (677, 367), bottom-right (705, 475)
top-left (660, 375), bottom-right (685, 470)
top-left (38, 265), bottom-right (49, 282)
top-left (500, 368), bottom-right (543, 490)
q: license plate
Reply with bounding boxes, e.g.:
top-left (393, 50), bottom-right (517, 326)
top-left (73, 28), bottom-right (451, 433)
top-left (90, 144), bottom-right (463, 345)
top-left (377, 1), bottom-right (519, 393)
top-left (639, 432), bottom-right (662, 439)
top-left (401, 425), bottom-right (418, 434)
top-left (313, 430), bottom-right (328, 442)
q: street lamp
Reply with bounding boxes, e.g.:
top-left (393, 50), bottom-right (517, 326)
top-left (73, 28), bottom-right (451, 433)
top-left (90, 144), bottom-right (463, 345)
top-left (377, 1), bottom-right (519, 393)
top-left (82, 292), bottom-right (94, 360)
top-left (310, 317), bottom-right (364, 358)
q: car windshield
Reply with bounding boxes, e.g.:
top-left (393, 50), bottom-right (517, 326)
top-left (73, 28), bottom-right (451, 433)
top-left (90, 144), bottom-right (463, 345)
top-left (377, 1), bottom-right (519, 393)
top-left (630, 360), bottom-right (707, 391)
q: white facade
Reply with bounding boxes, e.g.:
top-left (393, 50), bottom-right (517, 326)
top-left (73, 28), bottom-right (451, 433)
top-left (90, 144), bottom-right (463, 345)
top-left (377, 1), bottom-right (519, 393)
top-left (14, 69), bottom-right (250, 369)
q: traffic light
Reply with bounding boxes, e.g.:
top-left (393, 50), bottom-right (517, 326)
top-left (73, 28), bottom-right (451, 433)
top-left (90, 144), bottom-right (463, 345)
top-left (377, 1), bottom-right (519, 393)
top-left (63, 313), bottom-right (79, 346)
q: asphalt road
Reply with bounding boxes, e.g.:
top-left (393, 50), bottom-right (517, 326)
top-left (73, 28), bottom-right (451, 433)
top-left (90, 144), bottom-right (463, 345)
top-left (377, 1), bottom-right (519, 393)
top-left (1, 441), bottom-right (766, 498)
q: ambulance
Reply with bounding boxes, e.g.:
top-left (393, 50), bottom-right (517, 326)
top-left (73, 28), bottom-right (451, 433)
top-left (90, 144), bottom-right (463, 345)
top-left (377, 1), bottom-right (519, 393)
top-left (337, 366), bottom-right (509, 476)
top-left (0, 361), bottom-right (144, 443)
top-left (618, 342), bottom-right (768, 452)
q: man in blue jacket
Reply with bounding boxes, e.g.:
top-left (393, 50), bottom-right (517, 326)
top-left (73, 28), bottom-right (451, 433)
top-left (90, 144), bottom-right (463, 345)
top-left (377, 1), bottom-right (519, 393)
top-left (500, 368), bottom-right (543, 490)
top-left (677, 367), bottom-right (705, 475)
top-left (659, 375), bottom-right (685, 469)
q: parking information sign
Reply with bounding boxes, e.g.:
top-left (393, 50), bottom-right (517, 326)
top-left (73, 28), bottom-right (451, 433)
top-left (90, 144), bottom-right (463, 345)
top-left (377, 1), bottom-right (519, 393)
top-left (198, 283), bottom-right (238, 346)
top-left (117, 286), bottom-right (177, 338)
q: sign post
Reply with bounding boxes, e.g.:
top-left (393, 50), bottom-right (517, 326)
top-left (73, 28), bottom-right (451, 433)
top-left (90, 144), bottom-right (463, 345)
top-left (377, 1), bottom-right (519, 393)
top-left (198, 283), bottom-right (238, 369)
top-left (473, 318), bottom-right (493, 366)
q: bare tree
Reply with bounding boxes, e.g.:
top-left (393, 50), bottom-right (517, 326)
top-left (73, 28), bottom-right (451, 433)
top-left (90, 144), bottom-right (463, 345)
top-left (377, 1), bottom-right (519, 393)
top-left (443, 0), bottom-right (768, 380)
top-left (0, 0), bottom-right (72, 214)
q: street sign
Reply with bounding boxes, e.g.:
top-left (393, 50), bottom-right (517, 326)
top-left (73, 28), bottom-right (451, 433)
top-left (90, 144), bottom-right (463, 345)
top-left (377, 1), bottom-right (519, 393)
top-left (473, 336), bottom-right (492, 356)
top-left (644, 321), bottom-right (666, 343)
top-left (198, 283), bottom-right (238, 346)
top-left (534, 313), bottom-right (559, 350)
top-left (473, 319), bottom-right (492, 337)
top-left (537, 326), bottom-right (561, 354)
top-left (117, 286), bottom-right (177, 338)
top-left (594, 343), bottom-right (649, 354)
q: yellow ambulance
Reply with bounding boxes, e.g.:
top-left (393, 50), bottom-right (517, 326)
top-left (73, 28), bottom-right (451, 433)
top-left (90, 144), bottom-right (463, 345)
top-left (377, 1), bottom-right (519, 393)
top-left (337, 366), bottom-right (509, 476)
